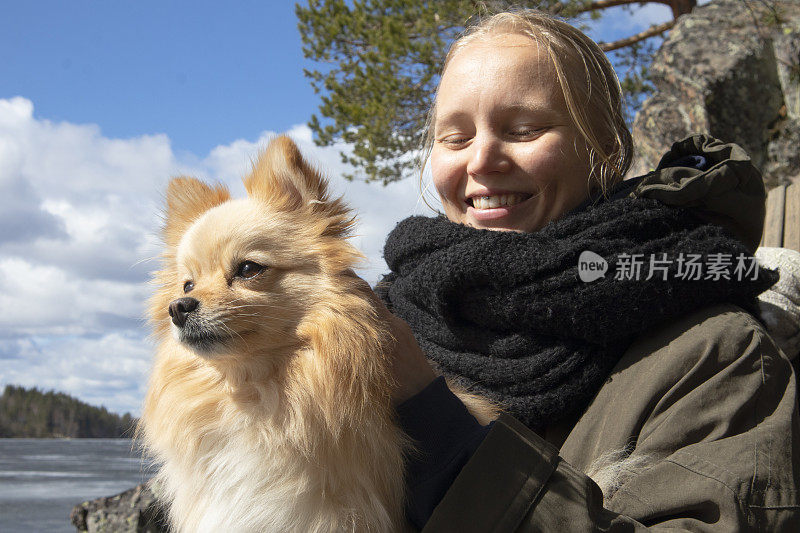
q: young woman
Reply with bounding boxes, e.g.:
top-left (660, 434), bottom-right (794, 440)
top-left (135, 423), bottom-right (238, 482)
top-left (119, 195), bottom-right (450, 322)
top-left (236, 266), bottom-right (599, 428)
top-left (377, 10), bottom-right (800, 532)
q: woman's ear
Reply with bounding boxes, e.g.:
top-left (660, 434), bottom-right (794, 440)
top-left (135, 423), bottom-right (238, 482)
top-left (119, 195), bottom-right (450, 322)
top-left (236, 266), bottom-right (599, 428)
top-left (164, 177), bottom-right (230, 248)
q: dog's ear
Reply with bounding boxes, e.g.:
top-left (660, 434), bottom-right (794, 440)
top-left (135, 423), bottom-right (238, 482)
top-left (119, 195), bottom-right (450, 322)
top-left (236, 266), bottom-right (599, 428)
top-left (244, 135), bottom-right (353, 235)
top-left (164, 177), bottom-right (230, 247)
top-left (244, 135), bottom-right (326, 209)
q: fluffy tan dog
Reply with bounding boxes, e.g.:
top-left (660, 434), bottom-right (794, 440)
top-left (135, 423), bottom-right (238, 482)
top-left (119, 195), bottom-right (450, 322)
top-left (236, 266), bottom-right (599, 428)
top-left (140, 136), bottom-right (494, 532)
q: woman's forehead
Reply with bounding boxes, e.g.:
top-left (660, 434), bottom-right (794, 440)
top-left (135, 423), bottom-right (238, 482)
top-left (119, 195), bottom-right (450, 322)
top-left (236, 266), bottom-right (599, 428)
top-left (445, 32), bottom-right (554, 74)
top-left (435, 34), bottom-right (565, 118)
top-left (443, 35), bottom-right (558, 86)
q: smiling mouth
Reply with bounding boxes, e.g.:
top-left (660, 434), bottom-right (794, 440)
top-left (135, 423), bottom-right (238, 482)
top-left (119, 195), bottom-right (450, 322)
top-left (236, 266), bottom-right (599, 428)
top-left (467, 193), bottom-right (532, 209)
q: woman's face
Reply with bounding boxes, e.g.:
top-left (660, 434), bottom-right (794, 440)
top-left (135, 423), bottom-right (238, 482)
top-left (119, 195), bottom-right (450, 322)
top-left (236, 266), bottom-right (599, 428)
top-left (431, 33), bottom-right (594, 232)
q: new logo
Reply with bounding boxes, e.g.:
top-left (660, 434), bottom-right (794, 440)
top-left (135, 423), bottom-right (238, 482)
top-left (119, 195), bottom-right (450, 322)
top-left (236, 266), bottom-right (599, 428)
top-left (578, 251), bottom-right (608, 282)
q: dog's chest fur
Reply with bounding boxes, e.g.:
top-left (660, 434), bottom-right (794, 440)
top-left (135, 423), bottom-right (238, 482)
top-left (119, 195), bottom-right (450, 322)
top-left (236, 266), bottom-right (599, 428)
top-left (156, 398), bottom-right (404, 533)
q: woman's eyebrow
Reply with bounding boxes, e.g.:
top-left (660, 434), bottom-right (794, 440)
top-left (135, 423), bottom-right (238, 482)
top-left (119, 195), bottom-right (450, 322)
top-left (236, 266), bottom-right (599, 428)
top-left (496, 103), bottom-right (558, 116)
top-left (433, 110), bottom-right (472, 130)
top-left (434, 103), bottom-right (563, 131)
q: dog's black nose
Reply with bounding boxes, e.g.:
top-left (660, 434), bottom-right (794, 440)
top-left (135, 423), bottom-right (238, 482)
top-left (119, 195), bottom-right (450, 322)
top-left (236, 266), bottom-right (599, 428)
top-left (168, 297), bottom-right (199, 327)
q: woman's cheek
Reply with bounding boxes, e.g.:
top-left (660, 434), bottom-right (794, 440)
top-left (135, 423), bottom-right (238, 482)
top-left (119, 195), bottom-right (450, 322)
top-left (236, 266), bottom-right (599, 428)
top-left (430, 151), bottom-right (461, 199)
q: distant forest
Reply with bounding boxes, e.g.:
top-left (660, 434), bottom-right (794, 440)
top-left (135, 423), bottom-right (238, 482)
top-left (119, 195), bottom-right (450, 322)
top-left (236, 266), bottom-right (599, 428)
top-left (0, 384), bottom-right (136, 438)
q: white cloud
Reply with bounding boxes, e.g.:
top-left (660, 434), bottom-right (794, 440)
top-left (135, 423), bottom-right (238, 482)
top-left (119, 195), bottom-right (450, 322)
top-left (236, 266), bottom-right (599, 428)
top-left (0, 97), bottom-right (433, 415)
top-left (0, 332), bottom-right (152, 416)
top-left (0, 257), bottom-right (148, 335)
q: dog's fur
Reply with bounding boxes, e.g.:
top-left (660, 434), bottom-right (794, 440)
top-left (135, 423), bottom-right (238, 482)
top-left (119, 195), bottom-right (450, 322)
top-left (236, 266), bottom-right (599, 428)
top-left (585, 447), bottom-right (656, 503)
top-left (139, 136), bottom-right (496, 532)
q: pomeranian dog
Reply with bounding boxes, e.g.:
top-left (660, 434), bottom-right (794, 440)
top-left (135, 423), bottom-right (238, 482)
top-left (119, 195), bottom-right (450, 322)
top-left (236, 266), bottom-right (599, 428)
top-left (139, 136), bottom-right (495, 532)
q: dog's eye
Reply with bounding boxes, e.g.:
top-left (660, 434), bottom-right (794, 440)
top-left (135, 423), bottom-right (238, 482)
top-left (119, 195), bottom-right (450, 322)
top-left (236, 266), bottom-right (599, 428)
top-left (183, 281), bottom-right (194, 293)
top-left (236, 261), bottom-right (266, 280)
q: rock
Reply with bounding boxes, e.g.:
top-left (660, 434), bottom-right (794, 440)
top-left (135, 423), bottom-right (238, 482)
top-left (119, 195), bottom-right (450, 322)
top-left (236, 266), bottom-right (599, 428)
top-left (70, 483), bottom-right (168, 533)
top-left (631, 0), bottom-right (800, 188)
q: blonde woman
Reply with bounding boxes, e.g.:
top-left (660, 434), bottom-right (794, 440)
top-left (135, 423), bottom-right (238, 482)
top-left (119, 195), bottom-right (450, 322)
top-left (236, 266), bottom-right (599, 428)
top-left (377, 10), bottom-right (799, 532)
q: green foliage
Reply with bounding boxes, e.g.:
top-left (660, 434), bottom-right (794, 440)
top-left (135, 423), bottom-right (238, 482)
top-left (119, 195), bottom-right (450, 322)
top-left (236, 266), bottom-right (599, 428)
top-left (297, 0), bottom-right (474, 183)
top-left (0, 384), bottom-right (136, 438)
top-left (296, 0), bottom-right (664, 183)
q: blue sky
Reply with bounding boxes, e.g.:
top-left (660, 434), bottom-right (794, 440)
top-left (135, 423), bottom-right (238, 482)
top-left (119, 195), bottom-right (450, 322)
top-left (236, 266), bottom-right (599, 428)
top-left (0, 2), bottom-right (673, 416)
top-left (1, 1), bottom-right (317, 156)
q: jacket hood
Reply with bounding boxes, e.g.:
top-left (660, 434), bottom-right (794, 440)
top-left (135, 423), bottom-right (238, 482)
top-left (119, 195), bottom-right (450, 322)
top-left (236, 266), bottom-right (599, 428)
top-left (631, 134), bottom-right (766, 253)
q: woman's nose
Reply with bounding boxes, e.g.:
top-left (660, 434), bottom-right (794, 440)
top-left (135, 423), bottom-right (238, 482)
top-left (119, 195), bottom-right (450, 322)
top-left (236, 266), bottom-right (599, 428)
top-left (466, 134), bottom-right (510, 176)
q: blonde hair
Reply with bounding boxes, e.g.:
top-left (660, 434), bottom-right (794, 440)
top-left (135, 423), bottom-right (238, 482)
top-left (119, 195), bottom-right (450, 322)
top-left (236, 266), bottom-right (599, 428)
top-left (420, 9), bottom-right (633, 201)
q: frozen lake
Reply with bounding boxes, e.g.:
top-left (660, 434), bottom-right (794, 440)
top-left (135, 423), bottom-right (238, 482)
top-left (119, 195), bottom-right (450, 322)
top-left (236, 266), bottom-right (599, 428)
top-left (0, 438), bottom-right (154, 532)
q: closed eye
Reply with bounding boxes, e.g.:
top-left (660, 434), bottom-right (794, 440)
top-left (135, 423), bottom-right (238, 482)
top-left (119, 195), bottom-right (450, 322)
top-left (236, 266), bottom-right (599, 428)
top-left (508, 126), bottom-right (545, 138)
top-left (436, 135), bottom-right (472, 149)
top-left (437, 134), bottom-right (471, 146)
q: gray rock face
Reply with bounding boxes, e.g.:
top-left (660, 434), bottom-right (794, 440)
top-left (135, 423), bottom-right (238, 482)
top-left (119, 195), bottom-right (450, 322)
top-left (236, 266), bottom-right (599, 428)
top-left (70, 483), bottom-right (168, 533)
top-left (631, 0), bottom-right (800, 188)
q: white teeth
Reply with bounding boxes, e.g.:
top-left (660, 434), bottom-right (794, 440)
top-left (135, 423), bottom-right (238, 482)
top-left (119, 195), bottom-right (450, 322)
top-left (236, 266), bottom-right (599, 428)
top-left (472, 194), bottom-right (527, 209)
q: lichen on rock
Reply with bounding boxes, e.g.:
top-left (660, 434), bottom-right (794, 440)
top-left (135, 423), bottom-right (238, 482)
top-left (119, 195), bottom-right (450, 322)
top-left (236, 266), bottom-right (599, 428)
top-left (70, 482), bottom-right (168, 533)
top-left (631, 0), bottom-right (800, 188)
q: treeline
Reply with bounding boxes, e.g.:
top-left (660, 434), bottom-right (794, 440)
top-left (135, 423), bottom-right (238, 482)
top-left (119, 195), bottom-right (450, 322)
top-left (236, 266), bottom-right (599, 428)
top-left (0, 384), bottom-right (136, 438)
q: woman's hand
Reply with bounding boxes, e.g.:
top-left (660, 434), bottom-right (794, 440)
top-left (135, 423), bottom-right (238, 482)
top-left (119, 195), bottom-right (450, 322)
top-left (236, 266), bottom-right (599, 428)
top-left (348, 271), bottom-right (437, 405)
top-left (384, 313), bottom-right (437, 405)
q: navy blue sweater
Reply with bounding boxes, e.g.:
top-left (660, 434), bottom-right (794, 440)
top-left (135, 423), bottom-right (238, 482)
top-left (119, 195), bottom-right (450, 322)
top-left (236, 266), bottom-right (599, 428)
top-left (395, 377), bottom-right (492, 529)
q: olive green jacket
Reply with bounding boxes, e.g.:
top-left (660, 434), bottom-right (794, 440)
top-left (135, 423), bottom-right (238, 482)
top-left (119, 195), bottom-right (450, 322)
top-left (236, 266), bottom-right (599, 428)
top-left (422, 136), bottom-right (800, 531)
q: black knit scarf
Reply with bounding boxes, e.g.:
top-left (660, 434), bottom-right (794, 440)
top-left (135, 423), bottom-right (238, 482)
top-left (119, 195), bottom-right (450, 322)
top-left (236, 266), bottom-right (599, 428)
top-left (376, 197), bottom-right (777, 431)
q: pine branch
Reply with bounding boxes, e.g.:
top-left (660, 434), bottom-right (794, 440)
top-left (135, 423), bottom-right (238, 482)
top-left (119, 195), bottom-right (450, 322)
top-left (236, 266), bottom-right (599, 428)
top-left (577, 0), bottom-right (670, 13)
top-left (577, 0), bottom-right (695, 19)
top-left (599, 20), bottom-right (675, 51)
